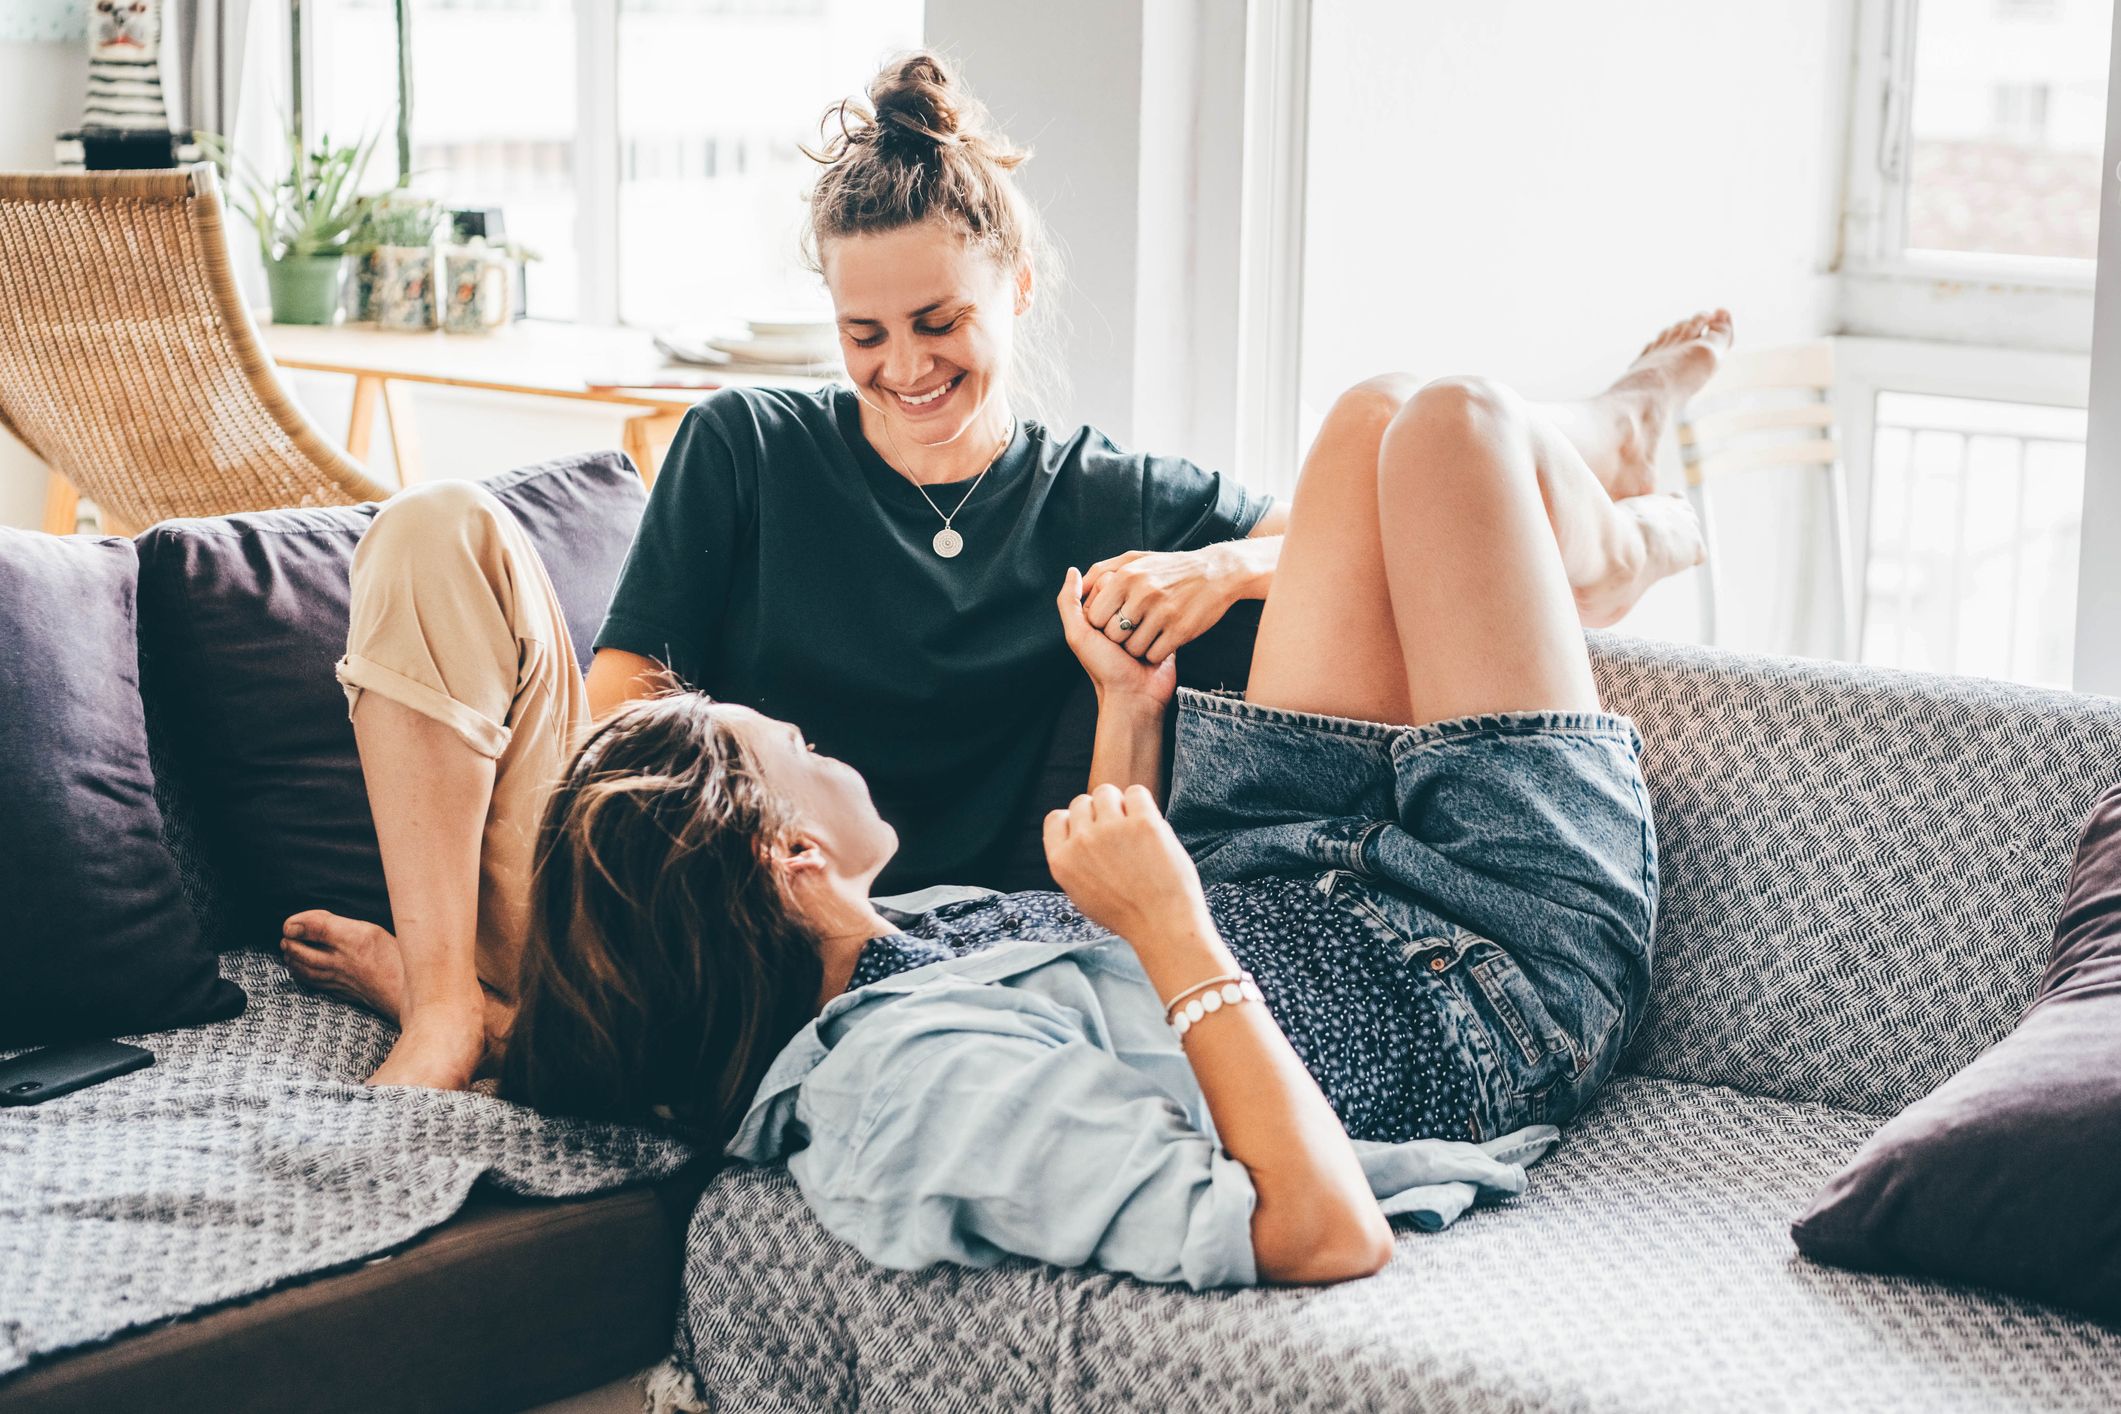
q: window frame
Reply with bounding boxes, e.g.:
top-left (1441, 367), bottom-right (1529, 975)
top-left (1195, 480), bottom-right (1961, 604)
top-left (575, 0), bottom-right (620, 325)
top-left (1233, 0), bottom-right (1312, 497)
top-left (296, 0), bottom-right (917, 327)
top-left (1837, 0), bottom-right (2101, 354)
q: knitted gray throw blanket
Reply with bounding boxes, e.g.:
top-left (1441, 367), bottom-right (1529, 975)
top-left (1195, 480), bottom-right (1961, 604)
top-left (0, 950), bottom-right (693, 1380)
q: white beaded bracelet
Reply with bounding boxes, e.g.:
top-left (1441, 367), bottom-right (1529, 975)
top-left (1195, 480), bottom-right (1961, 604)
top-left (1169, 972), bottom-right (1265, 1039)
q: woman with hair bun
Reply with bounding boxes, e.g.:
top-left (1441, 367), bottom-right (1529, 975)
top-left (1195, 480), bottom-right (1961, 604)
top-left (588, 51), bottom-right (1284, 899)
top-left (279, 49), bottom-right (1730, 1096)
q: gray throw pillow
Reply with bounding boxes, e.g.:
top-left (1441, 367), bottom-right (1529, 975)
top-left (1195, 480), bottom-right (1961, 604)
top-left (134, 453), bottom-right (646, 951)
top-left (1790, 780), bottom-right (2121, 1322)
top-left (0, 528), bottom-right (244, 1045)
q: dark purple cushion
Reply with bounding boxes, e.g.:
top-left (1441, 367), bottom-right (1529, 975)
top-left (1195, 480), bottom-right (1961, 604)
top-left (0, 528), bottom-right (244, 1045)
top-left (1791, 781), bottom-right (2121, 1322)
top-left (134, 453), bottom-right (646, 951)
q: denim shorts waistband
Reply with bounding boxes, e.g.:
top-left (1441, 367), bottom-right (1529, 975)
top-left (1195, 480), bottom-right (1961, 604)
top-left (1174, 688), bottom-right (1641, 752)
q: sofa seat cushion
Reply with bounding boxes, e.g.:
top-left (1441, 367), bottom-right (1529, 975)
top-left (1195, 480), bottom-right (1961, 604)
top-left (132, 454), bottom-right (645, 950)
top-left (0, 527), bottom-right (243, 1045)
top-left (671, 1074), bottom-right (2121, 1413)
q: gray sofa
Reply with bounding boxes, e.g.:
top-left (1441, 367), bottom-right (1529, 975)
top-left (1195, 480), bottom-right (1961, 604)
top-left (656, 633), bottom-right (2121, 1412)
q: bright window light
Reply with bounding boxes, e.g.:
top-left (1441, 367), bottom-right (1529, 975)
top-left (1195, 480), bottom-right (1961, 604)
top-left (1902, 0), bottom-right (2111, 264)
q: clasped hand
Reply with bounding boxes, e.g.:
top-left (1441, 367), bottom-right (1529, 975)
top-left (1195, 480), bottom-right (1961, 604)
top-left (1056, 567), bottom-right (1176, 706)
top-left (1078, 546), bottom-right (1242, 665)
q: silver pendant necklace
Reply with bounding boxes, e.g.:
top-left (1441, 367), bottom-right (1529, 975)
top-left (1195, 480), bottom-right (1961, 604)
top-left (881, 413), bottom-right (1015, 559)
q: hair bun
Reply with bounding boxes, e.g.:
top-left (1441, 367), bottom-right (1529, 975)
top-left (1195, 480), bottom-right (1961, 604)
top-left (869, 52), bottom-right (966, 152)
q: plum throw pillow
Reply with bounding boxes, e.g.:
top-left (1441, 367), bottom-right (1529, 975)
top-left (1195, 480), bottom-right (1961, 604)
top-left (0, 528), bottom-right (245, 1045)
top-left (134, 452), bottom-right (646, 950)
top-left (1791, 780), bottom-right (2121, 1321)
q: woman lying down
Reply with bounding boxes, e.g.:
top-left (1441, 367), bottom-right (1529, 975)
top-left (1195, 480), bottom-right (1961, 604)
top-left (491, 353), bottom-right (1699, 1289)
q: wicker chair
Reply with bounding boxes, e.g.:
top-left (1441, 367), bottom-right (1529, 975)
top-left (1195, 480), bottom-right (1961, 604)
top-left (0, 164), bottom-right (390, 535)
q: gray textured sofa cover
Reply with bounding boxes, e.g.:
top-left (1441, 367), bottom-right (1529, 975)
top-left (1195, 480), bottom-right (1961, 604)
top-left (657, 633), bottom-right (2121, 1413)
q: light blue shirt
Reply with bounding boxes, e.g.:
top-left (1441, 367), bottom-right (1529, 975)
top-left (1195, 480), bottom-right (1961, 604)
top-left (726, 925), bottom-right (1561, 1290)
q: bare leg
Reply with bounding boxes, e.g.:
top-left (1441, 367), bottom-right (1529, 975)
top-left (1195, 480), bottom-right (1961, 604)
top-left (1533, 309), bottom-right (1733, 497)
top-left (1253, 376), bottom-right (1602, 723)
top-left (1246, 374), bottom-right (1425, 725)
top-left (351, 695), bottom-right (493, 1086)
top-left (1249, 314), bottom-right (1730, 721)
top-left (1373, 380), bottom-right (1603, 720)
top-left (279, 479), bottom-right (592, 1089)
top-left (279, 901), bottom-right (518, 1074)
top-left (282, 694), bottom-right (496, 1088)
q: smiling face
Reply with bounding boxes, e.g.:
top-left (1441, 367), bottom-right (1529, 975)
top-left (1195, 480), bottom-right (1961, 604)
top-left (823, 221), bottom-right (1028, 452)
top-left (714, 705), bottom-right (897, 886)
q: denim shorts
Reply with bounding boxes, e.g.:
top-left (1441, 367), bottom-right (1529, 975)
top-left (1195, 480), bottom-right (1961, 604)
top-left (1164, 688), bottom-right (1659, 1139)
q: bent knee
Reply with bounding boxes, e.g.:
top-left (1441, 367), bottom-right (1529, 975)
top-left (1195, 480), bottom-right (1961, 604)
top-left (1323, 373), bottom-right (1426, 440)
top-left (1401, 375), bottom-right (1523, 431)
top-left (361, 478), bottom-right (510, 560)
top-left (1370, 377), bottom-right (1537, 503)
top-left (1382, 376), bottom-right (1529, 468)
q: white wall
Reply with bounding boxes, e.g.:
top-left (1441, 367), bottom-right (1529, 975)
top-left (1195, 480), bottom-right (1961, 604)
top-left (924, 0), bottom-right (1147, 444)
top-left (1301, 1), bottom-right (1847, 405)
top-left (1133, 0), bottom-right (1249, 477)
top-left (0, 39), bottom-right (88, 529)
top-left (1300, 1), bottom-right (1853, 650)
top-left (921, 0), bottom-right (1256, 475)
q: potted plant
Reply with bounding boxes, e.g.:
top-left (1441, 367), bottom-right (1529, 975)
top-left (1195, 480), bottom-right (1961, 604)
top-left (345, 190), bottom-right (444, 323)
top-left (203, 129), bottom-right (379, 325)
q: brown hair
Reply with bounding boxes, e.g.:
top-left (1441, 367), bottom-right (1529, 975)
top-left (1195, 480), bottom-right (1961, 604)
top-left (498, 691), bottom-right (820, 1148)
top-left (805, 51), bottom-right (1032, 264)
top-left (804, 50), bottom-right (1064, 415)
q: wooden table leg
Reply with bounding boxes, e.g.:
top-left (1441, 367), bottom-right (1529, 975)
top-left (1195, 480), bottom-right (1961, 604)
top-left (622, 408), bottom-right (688, 488)
top-left (381, 379), bottom-right (425, 487)
top-left (345, 374), bottom-right (382, 461)
top-left (42, 472), bottom-right (79, 535)
top-left (622, 414), bottom-right (655, 487)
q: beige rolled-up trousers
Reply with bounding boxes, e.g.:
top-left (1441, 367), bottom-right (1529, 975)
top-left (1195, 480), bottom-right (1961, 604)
top-left (335, 480), bottom-right (590, 1003)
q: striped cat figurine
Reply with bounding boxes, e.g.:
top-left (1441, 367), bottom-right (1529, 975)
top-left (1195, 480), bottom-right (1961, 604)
top-left (85, 0), bottom-right (173, 133)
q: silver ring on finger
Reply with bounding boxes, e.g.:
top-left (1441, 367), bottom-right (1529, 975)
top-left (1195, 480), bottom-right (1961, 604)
top-left (1117, 615), bottom-right (1139, 633)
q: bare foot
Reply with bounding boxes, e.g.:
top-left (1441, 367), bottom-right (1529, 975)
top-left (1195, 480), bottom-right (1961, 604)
top-left (366, 1011), bottom-right (485, 1091)
top-left (1599, 309), bottom-right (1735, 498)
top-left (1575, 493), bottom-right (1708, 629)
top-left (281, 910), bottom-right (407, 1023)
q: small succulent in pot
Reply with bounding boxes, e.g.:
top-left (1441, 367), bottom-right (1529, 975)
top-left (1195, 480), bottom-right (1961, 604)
top-left (201, 128), bottom-right (380, 325)
top-left (361, 190), bottom-right (446, 250)
top-left (345, 191), bottom-right (445, 322)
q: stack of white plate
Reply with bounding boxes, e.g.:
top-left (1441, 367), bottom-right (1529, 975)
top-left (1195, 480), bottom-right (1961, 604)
top-left (656, 316), bottom-right (840, 374)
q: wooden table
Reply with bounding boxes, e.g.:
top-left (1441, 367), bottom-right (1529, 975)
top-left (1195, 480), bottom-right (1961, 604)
top-left (261, 320), bottom-right (836, 487)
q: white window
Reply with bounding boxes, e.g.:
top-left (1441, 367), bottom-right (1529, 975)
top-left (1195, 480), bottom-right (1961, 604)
top-left (305, 0), bottom-right (922, 324)
top-left (1842, 0), bottom-right (2110, 340)
top-left (1832, 0), bottom-right (2106, 687)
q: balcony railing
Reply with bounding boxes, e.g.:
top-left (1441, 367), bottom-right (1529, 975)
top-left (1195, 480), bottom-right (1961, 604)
top-left (1859, 391), bottom-right (2086, 688)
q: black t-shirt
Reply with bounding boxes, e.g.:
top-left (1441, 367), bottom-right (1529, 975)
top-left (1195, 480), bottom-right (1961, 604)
top-left (593, 385), bottom-right (1268, 892)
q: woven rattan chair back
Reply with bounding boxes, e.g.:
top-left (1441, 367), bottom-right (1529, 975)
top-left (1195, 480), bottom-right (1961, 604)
top-left (0, 164), bottom-right (389, 534)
